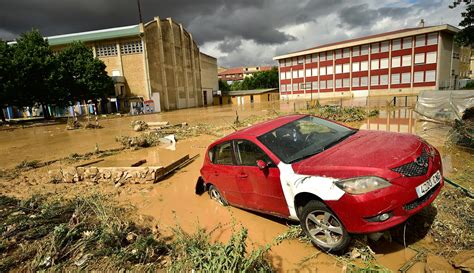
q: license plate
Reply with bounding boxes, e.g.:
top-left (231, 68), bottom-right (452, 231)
top-left (416, 170), bottom-right (441, 198)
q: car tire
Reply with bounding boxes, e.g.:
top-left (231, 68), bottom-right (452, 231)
top-left (299, 200), bottom-right (350, 253)
top-left (208, 185), bottom-right (228, 206)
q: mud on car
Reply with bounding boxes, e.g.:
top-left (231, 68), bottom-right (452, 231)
top-left (196, 114), bottom-right (443, 252)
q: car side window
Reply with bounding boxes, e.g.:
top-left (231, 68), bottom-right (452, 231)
top-left (213, 142), bottom-right (235, 165)
top-left (235, 140), bottom-right (274, 167)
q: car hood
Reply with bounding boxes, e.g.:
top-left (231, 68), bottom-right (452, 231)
top-left (294, 130), bottom-right (422, 180)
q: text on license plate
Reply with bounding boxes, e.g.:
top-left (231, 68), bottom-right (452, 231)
top-left (416, 170), bottom-right (441, 198)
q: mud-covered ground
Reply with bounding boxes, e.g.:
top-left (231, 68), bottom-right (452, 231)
top-left (1, 98), bottom-right (473, 272)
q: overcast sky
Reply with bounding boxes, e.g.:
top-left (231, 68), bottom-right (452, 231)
top-left (0, 0), bottom-right (463, 68)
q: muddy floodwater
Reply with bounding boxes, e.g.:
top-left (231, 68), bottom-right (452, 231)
top-left (0, 96), bottom-right (472, 271)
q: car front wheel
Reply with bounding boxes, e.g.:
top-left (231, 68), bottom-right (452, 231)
top-left (300, 200), bottom-right (350, 253)
top-left (208, 185), bottom-right (228, 206)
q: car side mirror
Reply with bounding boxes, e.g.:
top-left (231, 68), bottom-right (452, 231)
top-left (257, 160), bottom-right (268, 170)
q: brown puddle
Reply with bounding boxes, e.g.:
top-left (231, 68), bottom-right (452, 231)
top-left (0, 96), bottom-right (472, 271)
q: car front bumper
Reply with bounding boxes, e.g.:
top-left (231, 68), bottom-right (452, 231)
top-left (325, 168), bottom-right (443, 234)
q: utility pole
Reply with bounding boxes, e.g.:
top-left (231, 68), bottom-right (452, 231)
top-left (137, 0), bottom-right (143, 24)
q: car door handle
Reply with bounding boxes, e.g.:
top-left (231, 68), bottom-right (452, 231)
top-left (237, 173), bottom-right (248, 178)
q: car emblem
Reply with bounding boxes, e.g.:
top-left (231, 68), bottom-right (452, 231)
top-left (415, 152), bottom-right (428, 168)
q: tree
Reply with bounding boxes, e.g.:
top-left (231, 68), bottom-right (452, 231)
top-left (56, 42), bottom-right (114, 104)
top-left (229, 66), bottom-right (278, 91)
top-left (11, 29), bottom-right (56, 118)
top-left (0, 40), bottom-right (14, 122)
top-left (218, 79), bottom-right (230, 92)
top-left (450, 0), bottom-right (474, 46)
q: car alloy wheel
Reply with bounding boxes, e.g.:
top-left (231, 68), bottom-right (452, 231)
top-left (208, 185), bottom-right (228, 206)
top-left (300, 200), bottom-right (350, 252)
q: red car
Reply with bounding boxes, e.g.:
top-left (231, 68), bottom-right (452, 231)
top-left (196, 114), bottom-right (443, 252)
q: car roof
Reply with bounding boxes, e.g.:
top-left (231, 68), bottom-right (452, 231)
top-left (221, 114), bottom-right (307, 141)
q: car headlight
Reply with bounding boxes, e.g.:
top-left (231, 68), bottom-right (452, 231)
top-left (335, 177), bottom-right (391, 195)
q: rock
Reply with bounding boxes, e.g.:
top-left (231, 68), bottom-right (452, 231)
top-left (451, 250), bottom-right (474, 272)
top-left (426, 254), bottom-right (456, 273)
top-left (48, 169), bottom-right (62, 182)
top-left (63, 173), bottom-right (75, 183)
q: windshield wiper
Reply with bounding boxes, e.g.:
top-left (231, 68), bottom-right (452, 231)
top-left (288, 148), bottom-right (325, 164)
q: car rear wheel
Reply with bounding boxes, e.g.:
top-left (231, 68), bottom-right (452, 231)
top-left (208, 185), bottom-right (228, 206)
top-left (300, 200), bottom-right (350, 253)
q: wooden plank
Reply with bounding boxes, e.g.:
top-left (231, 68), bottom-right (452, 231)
top-left (156, 154), bottom-right (199, 182)
top-left (131, 159), bottom-right (147, 167)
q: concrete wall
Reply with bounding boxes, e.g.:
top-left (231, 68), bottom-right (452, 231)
top-left (144, 17), bottom-right (203, 111)
top-left (200, 53), bottom-right (218, 106)
top-left (438, 31), bottom-right (459, 89)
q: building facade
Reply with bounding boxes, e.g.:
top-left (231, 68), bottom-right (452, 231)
top-left (47, 17), bottom-right (218, 112)
top-left (218, 66), bottom-right (273, 84)
top-left (274, 25), bottom-right (460, 99)
top-left (459, 46), bottom-right (473, 79)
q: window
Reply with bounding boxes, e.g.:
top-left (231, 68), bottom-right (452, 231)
top-left (335, 50), bottom-right (342, 59)
top-left (392, 39), bottom-right (401, 50)
top-left (381, 41), bottom-right (389, 52)
top-left (312, 68), bottom-right (318, 76)
top-left (427, 33), bottom-right (438, 45)
top-left (285, 71), bottom-right (291, 79)
top-left (360, 77), bottom-right (368, 86)
top-left (371, 59), bottom-right (379, 70)
top-left (312, 54), bottom-right (318, 63)
top-left (306, 69), bottom-right (312, 77)
top-left (327, 80), bottom-right (334, 89)
top-left (352, 77), bottom-right (360, 87)
top-left (352, 62), bottom-right (360, 72)
top-left (280, 72), bottom-right (286, 80)
top-left (287, 84), bottom-right (292, 91)
top-left (312, 81), bottom-right (319, 90)
top-left (298, 69), bottom-right (304, 78)
top-left (392, 56), bottom-right (401, 68)
top-left (235, 140), bottom-right (272, 167)
top-left (336, 64), bottom-right (342, 74)
top-left (327, 65), bottom-right (334, 75)
top-left (414, 71), bottom-right (424, 83)
top-left (426, 52), bottom-right (437, 64)
top-left (301, 83), bottom-right (309, 90)
top-left (298, 56), bottom-right (304, 64)
top-left (415, 35), bottom-right (425, 47)
top-left (426, 70), bottom-right (436, 82)
top-left (305, 55), bottom-right (312, 64)
top-left (320, 67), bottom-right (326, 76)
top-left (391, 73), bottom-right (400, 84)
top-left (327, 51), bottom-right (334, 60)
top-left (380, 58), bottom-right (388, 69)
top-left (280, 60), bottom-right (285, 68)
top-left (415, 53), bottom-right (425, 64)
top-left (361, 45), bottom-right (369, 55)
top-left (120, 40), bottom-right (143, 54)
top-left (320, 81), bottom-right (327, 89)
top-left (343, 48), bottom-right (350, 58)
top-left (403, 37), bottom-right (412, 49)
top-left (320, 52), bottom-right (326, 61)
top-left (402, 55), bottom-right (412, 67)
top-left (352, 46), bottom-right (360, 57)
top-left (343, 78), bottom-right (350, 87)
top-left (371, 75), bottom-right (379, 86)
top-left (361, 61), bottom-right (368, 71)
top-left (336, 79), bottom-right (342, 88)
top-left (371, 43), bottom-right (380, 54)
top-left (402, 72), bottom-right (411, 84)
top-left (343, 63), bottom-right (350, 73)
top-left (292, 70), bottom-right (298, 78)
top-left (293, 83), bottom-right (299, 91)
top-left (380, 74), bottom-right (388, 85)
top-left (96, 44), bottom-right (117, 57)
top-left (213, 142), bottom-right (234, 165)
top-left (286, 59), bottom-right (291, 66)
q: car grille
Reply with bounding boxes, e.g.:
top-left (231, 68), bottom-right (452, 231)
top-left (403, 183), bottom-right (440, 211)
top-left (392, 148), bottom-right (429, 177)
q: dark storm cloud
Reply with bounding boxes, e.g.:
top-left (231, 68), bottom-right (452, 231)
top-left (217, 39), bottom-right (243, 53)
top-left (0, 0), bottom-right (340, 45)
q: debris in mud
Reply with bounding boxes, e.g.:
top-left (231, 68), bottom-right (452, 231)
top-left (449, 106), bottom-right (474, 148)
top-left (131, 120), bottom-right (149, 132)
top-left (66, 118), bottom-right (81, 130)
top-left (307, 105), bottom-right (379, 122)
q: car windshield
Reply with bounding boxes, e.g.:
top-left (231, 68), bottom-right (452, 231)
top-left (257, 116), bottom-right (356, 164)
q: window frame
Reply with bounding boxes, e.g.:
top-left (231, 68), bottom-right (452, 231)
top-left (210, 141), bottom-right (237, 165)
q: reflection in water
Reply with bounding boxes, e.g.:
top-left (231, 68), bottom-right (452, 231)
top-left (361, 108), bottom-right (415, 134)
